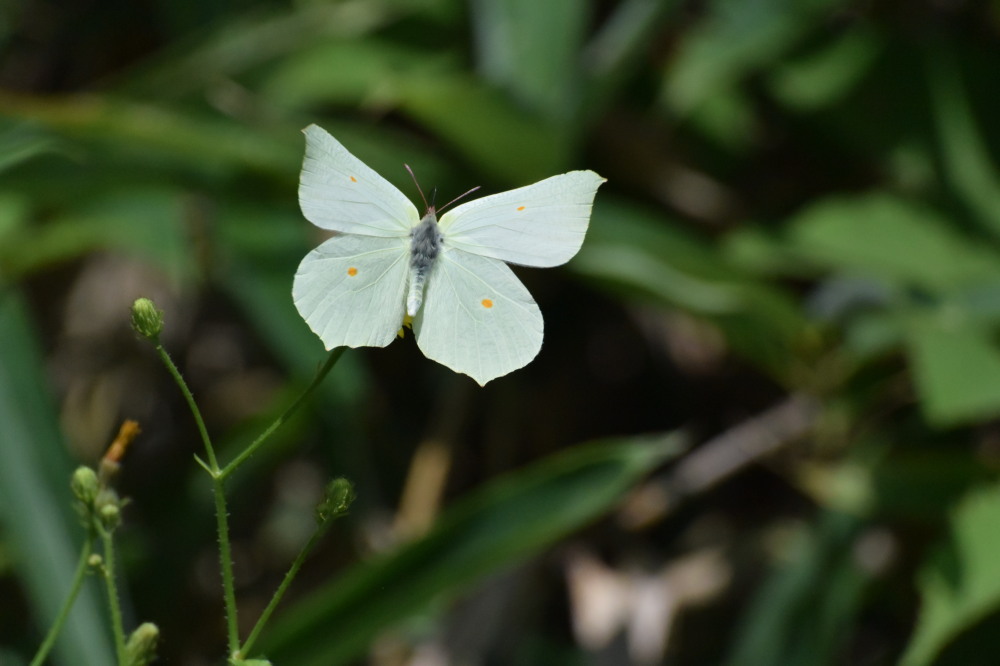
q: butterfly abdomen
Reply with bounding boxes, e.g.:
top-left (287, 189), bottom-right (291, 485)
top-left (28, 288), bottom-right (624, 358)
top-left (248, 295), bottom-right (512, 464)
top-left (407, 210), bottom-right (442, 316)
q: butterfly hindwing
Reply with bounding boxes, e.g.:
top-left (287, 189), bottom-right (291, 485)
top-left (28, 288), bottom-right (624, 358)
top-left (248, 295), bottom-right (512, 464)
top-left (438, 170), bottom-right (605, 267)
top-left (293, 234), bottom-right (409, 349)
top-left (299, 125), bottom-right (419, 237)
top-left (413, 248), bottom-right (543, 386)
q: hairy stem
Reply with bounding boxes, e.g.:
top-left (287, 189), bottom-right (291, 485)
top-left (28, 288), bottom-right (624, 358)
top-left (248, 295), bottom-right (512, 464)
top-left (99, 528), bottom-right (127, 665)
top-left (155, 344), bottom-right (238, 651)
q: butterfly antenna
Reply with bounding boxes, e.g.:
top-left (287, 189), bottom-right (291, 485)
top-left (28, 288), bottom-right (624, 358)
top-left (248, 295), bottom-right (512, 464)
top-left (438, 185), bottom-right (481, 214)
top-left (404, 164), bottom-right (430, 211)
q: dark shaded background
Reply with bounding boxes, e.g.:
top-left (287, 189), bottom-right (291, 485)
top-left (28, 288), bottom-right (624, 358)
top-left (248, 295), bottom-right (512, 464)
top-left (3, 1), bottom-right (1000, 664)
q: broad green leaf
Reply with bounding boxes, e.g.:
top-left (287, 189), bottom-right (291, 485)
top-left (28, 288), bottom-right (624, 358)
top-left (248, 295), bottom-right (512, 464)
top-left (259, 39), bottom-right (457, 112)
top-left (574, 198), bottom-right (807, 379)
top-left (663, 0), bottom-right (841, 116)
top-left (260, 435), bottom-right (683, 665)
top-left (471, 0), bottom-right (589, 120)
top-left (906, 311), bottom-right (1000, 426)
top-left (398, 74), bottom-right (571, 183)
top-left (768, 27), bottom-right (880, 110)
top-left (0, 290), bottom-right (113, 665)
top-left (901, 484), bottom-right (1000, 666)
top-left (787, 194), bottom-right (1000, 292)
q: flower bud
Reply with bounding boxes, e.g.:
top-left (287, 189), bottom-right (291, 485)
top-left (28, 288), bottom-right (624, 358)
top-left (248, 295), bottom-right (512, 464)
top-left (71, 466), bottom-right (99, 507)
top-left (125, 622), bottom-right (160, 666)
top-left (99, 503), bottom-right (121, 530)
top-left (315, 477), bottom-right (355, 525)
top-left (130, 297), bottom-right (164, 342)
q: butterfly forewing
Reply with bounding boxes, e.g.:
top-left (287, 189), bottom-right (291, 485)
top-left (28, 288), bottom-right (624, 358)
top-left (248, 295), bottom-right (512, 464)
top-left (299, 125), bottom-right (420, 237)
top-left (293, 234), bottom-right (409, 349)
top-left (413, 248), bottom-right (543, 386)
top-left (438, 170), bottom-right (605, 267)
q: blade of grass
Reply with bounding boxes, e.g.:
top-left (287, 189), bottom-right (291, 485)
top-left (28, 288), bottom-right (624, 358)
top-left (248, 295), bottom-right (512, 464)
top-left (261, 434), bottom-right (683, 665)
top-left (0, 290), bottom-right (114, 665)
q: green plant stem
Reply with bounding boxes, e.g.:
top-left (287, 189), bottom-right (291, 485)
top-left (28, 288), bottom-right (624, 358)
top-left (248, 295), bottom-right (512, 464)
top-left (29, 536), bottom-right (93, 666)
top-left (155, 344), bottom-right (220, 470)
top-left (99, 528), bottom-right (127, 665)
top-left (219, 348), bottom-right (345, 481)
top-left (154, 343), bottom-right (239, 652)
top-left (238, 524), bottom-right (331, 659)
top-left (154, 345), bottom-right (344, 656)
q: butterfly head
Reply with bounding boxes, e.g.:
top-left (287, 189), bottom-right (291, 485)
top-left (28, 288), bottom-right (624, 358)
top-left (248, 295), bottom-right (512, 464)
top-left (404, 163), bottom-right (480, 218)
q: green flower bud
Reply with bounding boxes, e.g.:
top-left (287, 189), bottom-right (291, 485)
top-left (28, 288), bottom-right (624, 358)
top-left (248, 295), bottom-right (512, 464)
top-left (88, 553), bottom-right (103, 569)
top-left (130, 297), bottom-right (164, 342)
top-left (99, 503), bottom-right (121, 530)
top-left (71, 466), bottom-right (99, 507)
top-left (125, 622), bottom-right (159, 666)
top-left (315, 477), bottom-right (355, 525)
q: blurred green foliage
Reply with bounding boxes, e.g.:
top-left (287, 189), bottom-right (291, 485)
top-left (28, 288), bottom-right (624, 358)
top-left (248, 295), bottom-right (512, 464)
top-left (3, 0), bottom-right (1000, 664)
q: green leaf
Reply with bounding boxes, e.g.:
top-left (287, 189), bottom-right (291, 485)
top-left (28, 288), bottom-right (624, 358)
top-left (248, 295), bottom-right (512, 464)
top-left (259, 39), bottom-right (457, 112)
top-left (0, 124), bottom-right (59, 174)
top-left (787, 194), bottom-right (1000, 292)
top-left (901, 484), bottom-right (1000, 666)
top-left (0, 95), bottom-right (298, 178)
top-left (398, 74), bottom-right (571, 183)
top-left (471, 0), bottom-right (589, 120)
top-left (725, 513), bottom-right (871, 666)
top-left (573, 198), bottom-right (807, 379)
top-left (116, 1), bottom-right (417, 100)
top-left (1, 188), bottom-right (195, 284)
top-left (906, 311), bottom-right (1000, 426)
top-left (928, 52), bottom-right (1000, 239)
top-left (768, 27), bottom-right (880, 111)
top-left (260, 435), bottom-right (683, 665)
top-left (0, 290), bottom-right (114, 665)
top-left (663, 0), bottom-right (840, 116)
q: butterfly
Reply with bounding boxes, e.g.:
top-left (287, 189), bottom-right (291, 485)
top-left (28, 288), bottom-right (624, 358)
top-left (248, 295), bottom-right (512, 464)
top-left (292, 125), bottom-right (605, 385)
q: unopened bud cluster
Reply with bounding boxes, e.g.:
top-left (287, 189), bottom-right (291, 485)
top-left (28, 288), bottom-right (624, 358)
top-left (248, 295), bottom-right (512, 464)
top-left (71, 465), bottom-right (126, 532)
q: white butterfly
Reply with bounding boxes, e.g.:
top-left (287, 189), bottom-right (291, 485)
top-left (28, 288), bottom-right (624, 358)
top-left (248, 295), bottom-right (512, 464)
top-left (292, 125), bottom-right (605, 385)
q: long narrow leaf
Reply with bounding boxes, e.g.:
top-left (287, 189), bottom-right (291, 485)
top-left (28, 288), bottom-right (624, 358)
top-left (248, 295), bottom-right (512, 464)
top-left (0, 290), bottom-right (113, 665)
top-left (260, 435), bottom-right (683, 665)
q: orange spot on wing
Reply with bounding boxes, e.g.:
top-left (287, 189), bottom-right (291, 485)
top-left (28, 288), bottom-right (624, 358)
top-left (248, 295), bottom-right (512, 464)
top-left (516, 205), bottom-right (525, 211)
top-left (481, 298), bottom-right (493, 309)
top-left (347, 267), bottom-right (358, 276)
top-left (350, 176), bottom-right (358, 183)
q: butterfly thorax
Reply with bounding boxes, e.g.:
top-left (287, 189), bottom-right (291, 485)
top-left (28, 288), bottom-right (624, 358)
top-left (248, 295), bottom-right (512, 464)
top-left (406, 208), bottom-right (443, 316)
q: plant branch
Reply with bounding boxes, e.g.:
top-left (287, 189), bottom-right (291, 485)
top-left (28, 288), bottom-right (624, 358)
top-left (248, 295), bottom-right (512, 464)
top-left (220, 348), bottom-right (345, 481)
